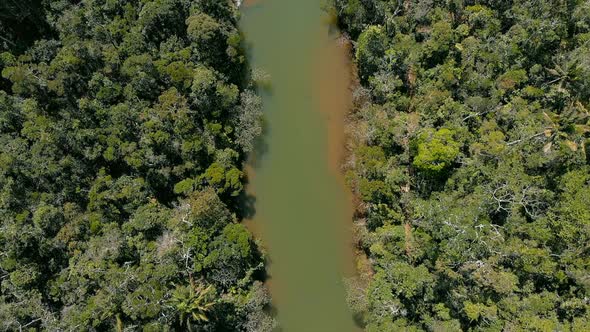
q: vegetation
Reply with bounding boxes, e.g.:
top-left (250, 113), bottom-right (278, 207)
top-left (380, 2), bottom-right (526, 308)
top-left (0, 0), bottom-right (273, 330)
top-left (336, 0), bottom-right (590, 331)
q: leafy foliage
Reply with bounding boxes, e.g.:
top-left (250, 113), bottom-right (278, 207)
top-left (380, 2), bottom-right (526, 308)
top-left (337, 0), bottom-right (590, 330)
top-left (0, 0), bottom-right (274, 330)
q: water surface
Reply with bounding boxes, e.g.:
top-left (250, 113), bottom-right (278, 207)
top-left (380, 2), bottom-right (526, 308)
top-left (240, 1), bottom-right (357, 331)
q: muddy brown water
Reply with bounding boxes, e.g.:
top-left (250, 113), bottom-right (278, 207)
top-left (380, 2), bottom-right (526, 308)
top-left (240, 0), bottom-right (359, 331)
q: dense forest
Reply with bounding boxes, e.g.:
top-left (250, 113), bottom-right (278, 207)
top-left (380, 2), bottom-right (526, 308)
top-left (336, 0), bottom-right (590, 331)
top-left (0, 0), bottom-right (274, 331)
top-left (3, 0), bottom-right (590, 330)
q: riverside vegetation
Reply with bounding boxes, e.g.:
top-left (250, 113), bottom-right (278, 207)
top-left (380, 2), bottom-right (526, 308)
top-left (335, 0), bottom-right (590, 331)
top-left (2, 0), bottom-right (590, 331)
top-left (0, 0), bottom-right (275, 331)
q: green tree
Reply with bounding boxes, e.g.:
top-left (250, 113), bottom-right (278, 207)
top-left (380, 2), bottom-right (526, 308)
top-left (356, 25), bottom-right (388, 82)
top-left (412, 128), bottom-right (460, 176)
top-left (170, 279), bottom-right (216, 330)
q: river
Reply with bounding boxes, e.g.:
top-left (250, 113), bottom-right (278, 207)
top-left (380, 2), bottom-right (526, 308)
top-left (240, 0), bottom-right (358, 331)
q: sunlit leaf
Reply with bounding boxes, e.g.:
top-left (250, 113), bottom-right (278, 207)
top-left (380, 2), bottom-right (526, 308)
top-left (564, 140), bottom-right (578, 151)
top-left (543, 141), bottom-right (553, 153)
top-left (544, 129), bottom-right (553, 137)
top-left (543, 111), bottom-right (556, 125)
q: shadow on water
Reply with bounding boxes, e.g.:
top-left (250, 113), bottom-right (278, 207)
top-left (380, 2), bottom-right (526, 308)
top-left (236, 25), bottom-right (282, 326)
top-left (239, 32), bottom-right (274, 170)
top-left (236, 189), bottom-right (257, 220)
top-left (236, 21), bottom-right (274, 222)
top-left (235, 77), bottom-right (272, 221)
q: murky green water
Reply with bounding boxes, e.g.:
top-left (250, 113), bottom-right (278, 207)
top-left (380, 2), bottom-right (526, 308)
top-left (240, 1), bottom-right (357, 331)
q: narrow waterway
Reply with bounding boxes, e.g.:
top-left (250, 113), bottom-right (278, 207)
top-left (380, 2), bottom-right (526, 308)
top-left (240, 1), bottom-right (358, 331)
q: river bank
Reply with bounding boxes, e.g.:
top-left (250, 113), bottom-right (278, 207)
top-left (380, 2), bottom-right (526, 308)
top-left (338, 33), bottom-right (375, 328)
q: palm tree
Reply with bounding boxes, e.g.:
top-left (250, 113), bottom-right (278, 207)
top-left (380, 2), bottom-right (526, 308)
top-left (507, 101), bottom-right (589, 153)
top-left (541, 101), bottom-right (590, 154)
top-left (545, 49), bottom-right (589, 100)
top-left (170, 277), bottom-right (216, 331)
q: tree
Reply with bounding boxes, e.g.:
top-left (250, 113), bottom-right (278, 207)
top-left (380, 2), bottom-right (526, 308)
top-left (337, 0), bottom-right (590, 329)
top-left (0, 0), bottom-right (267, 330)
top-left (169, 278), bottom-right (216, 330)
top-left (356, 25), bottom-right (388, 82)
top-left (412, 128), bottom-right (460, 177)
